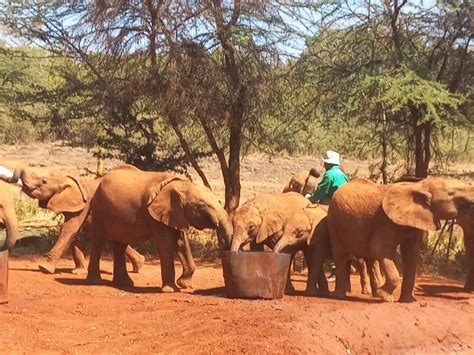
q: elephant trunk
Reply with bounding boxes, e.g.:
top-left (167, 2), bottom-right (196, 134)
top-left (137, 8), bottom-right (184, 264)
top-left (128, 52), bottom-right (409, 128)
top-left (1, 206), bottom-right (19, 251)
top-left (230, 230), bottom-right (249, 252)
top-left (10, 167), bottom-right (25, 184)
top-left (273, 237), bottom-right (288, 253)
top-left (216, 215), bottom-right (233, 251)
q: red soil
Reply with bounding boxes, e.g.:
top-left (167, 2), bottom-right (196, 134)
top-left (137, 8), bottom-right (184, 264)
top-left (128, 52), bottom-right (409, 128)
top-left (1, 256), bottom-right (473, 354)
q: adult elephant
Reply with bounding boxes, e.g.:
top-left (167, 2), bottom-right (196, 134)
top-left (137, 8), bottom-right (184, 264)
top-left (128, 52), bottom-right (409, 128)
top-left (457, 209), bottom-right (474, 291)
top-left (230, 192), bottom-right (310, 252)
top-left (87, 167), bottom-right (233, 292)
top-left (282, 169), bottom-right (320, 195)
top-left (329, 177), bottom-right (474, 303)
top-left (1, 167), bottom-right (145, 275)
top-left (0, 181), bottom-right (19, 252)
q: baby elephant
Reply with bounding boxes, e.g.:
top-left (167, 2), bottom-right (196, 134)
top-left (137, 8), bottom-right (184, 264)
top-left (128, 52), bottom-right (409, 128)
top-left (273, 204), bottom-right (330, 295)
top-left (274, 204), bottom-right (382, 297)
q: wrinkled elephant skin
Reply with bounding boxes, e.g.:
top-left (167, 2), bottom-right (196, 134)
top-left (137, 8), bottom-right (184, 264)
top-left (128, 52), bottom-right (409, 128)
top-left (88, 166), bottom-right (233, 291)
top-left (328, 178), bottom-right (474, 303)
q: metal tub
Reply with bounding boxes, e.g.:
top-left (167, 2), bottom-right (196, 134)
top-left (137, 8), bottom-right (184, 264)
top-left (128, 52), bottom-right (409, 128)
top-left (221, 251), bottom-right (291, 299)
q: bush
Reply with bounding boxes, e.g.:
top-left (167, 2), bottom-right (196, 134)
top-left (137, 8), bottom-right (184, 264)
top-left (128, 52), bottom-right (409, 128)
top-left (1, 120), bottom-right (38, 144)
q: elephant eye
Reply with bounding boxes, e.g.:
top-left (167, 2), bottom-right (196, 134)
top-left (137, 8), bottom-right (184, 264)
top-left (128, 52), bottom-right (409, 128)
top-left (41, 178), bottom-right (48, 185)
top-left (447, 189), bottom-right (455, 196)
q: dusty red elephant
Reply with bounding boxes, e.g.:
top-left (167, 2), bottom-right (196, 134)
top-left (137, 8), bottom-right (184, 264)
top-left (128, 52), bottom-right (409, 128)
top-left (86, 165), bottom-right (233, 291)
top-left (1, 167), bottom-right (145, 275)
top-left (328, 177), bottom-right (474, 303)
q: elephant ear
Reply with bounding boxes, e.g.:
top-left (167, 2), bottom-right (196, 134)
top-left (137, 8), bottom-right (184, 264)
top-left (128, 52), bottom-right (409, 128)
top-left (147, 177), bottom-right (189, 231)
top-left (256, 212), bottom-right (285, 244)
top-left (382, 182), bottom-right (439, 231)
top-left (47, 176), bottom-right (87, 213)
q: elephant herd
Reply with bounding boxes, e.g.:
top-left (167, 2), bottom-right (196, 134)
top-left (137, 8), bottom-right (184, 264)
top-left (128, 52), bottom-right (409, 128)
top-left (0, 165), bottom-right (473, 303)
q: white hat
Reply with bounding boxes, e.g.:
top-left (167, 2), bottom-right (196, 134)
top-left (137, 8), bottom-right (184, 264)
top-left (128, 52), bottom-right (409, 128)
top-left (322, 150), bottom-right (340, 165)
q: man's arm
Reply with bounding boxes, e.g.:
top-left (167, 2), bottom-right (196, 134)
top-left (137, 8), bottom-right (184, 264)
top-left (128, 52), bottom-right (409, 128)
top-left (309, 174), bottom-right (330, 203)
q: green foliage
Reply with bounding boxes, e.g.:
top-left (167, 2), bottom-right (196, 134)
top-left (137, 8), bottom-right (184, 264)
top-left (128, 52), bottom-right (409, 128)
top-left (421, 228), bottom-right (466, 280)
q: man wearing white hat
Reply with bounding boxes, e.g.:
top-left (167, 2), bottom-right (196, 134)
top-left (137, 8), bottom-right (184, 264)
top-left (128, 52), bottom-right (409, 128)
top-left (308, 150), bottom-right (348, 205)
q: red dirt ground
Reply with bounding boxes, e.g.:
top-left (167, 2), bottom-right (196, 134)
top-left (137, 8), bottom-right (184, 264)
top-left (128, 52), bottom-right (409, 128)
top-left (1, 256), bottom-right (473, 354)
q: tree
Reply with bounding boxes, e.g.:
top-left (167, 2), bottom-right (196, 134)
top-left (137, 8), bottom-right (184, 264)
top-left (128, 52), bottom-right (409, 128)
top-left (1, 0), bottom-right (299, 210)
top-left (295, 0), bottom-right (472, 179)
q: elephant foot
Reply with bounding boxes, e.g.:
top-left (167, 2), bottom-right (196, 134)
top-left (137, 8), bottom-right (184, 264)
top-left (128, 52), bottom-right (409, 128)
top-left (361, 286), bottom-right (371, 295)
top-left (38, 263), bottom-right (56, 274)
top-left (332, 289), bottom-right (347, 300)
top-left (398, 294), bottom-right (417, 303)
top-left (113, 274), bottom-right (134, 287)
top-left (375, 288), bottom-right (394, 302)
top-left (71, 267), bottom-right (87, 275)
top-left (177, 275), bottom-right (194, 289)
top-left (161, 284), bottom-right (179, 293)
top-left (86, 274), bottom-right (103, 285)
top-left (131, 254), bottom-right (145, 273)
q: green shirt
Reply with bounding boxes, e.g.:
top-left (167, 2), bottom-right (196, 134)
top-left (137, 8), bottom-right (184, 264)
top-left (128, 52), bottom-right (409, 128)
top-left (309, 165), bottom-right (348, 205)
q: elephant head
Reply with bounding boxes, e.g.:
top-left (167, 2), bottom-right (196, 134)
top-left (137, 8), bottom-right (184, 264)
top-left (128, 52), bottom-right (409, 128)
top-left (230, 192), bottom-right (311, 252)
top-left (0, 183), bottom-right (19, 251)
top-left (9, 167), bottom-right (88, 213)
top-left (273, 205), bottom-right (328, 253)
top-left (147, 177), bottom-right (232, 250)
top-left (282, 169), bottom-right (320, 195)
top-left (383, 178), bottom-right (474, 231)
top-left (229, 204), bottom-right (263, 252)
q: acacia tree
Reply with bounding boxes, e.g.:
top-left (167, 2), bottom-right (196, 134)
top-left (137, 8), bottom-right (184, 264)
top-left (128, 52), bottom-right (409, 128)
top-left (296, 0), bottom-right (472, 179)
top-left (1, 0), bottom-right (301, 210)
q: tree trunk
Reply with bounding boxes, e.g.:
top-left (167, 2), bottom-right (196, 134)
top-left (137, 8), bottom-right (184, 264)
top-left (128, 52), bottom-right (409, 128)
top-left (411, 106), bottom-right (428, 178)
top-left (167, 113), bottom-right (211, 189)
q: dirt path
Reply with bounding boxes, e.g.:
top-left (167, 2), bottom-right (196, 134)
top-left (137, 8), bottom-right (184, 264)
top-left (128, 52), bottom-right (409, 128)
top-left (1, 257), bottom-right (473, 354)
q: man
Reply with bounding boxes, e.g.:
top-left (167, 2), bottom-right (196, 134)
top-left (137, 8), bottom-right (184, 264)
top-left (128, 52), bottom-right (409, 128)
top-left (307, 150), bottom-right (348, 282)
top-left (308, 150), bottom-right (348, 205)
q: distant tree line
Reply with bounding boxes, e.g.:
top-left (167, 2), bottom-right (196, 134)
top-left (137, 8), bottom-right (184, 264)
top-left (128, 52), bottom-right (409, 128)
top-left (0, 0), bottom-right (472, 209)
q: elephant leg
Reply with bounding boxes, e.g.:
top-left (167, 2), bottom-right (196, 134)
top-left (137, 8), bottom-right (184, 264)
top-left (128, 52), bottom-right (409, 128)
top-left (333, 256), bottom-right (351, 299)
top-left (374, 258), bottom-right (399, 302)
top-left (176, 231), bottom-right (196, 289)
top-left (399, 234), bottom-right (421, 303)
top-left (285, 252), bottom-right (296, 294)
top-left (365, 258), bottom-right (384, 298)
top-left (354, 257), bottom-right (371, 295)
top-left (112, 242), bottom-right (134, 287)
top-left (463, 227), bottom-right (474, 292)
top-left (155, 228), bottom-right (179, 293)
top-left (305, 238), bottom-right (330, 297)
top-left (125, 245), bottom-right (145, 273)
top-left (71, 241), bottom-right (87, 275)
top-left (39, 211), bottom-right (84, 274)
top-left (86, 217), bottom-right (105, 284)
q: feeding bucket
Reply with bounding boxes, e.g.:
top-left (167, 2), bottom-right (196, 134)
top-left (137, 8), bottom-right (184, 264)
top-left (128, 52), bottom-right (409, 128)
top-left (221, 251), bottom-right (291, 299)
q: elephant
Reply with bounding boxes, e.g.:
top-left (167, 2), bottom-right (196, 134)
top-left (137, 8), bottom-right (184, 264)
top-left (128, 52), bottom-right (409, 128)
top-left (282, 169), bottom-right (320, 195)
top-left (230, 192), bottom-right (311, 252)
top-left (86, 166), bottom-right (233, 292)
top-left (0, 167), bottom-right (145, 275)
top-left (0, 181), bottom-right (19, 252)
top-left (328, 177), bottom-right (474, 303)
top-left (273, 204), bottom-right (382, 296)
top-left (457, 208), bottom-right (474, 291)
top-left (272, 204), bottom-right (330, 295)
